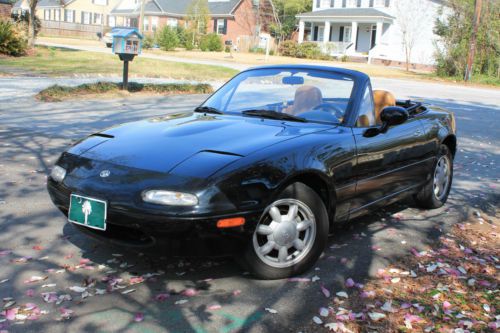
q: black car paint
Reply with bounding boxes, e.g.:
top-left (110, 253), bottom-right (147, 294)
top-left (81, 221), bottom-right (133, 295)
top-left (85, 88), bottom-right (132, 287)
top-left (47, 65), bottom-right (456, 247)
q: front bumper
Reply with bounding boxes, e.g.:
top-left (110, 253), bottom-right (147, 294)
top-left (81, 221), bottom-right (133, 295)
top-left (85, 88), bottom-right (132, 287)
top-left (47, 179), bottom-right (262, 248)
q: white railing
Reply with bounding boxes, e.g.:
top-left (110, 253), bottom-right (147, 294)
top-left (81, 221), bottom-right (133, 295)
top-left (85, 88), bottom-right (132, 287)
top-left (318, 42), bottom-right (353, 55)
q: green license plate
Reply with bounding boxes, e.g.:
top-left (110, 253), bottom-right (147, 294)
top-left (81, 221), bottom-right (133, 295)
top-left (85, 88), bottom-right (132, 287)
top-left (68, 194), bottom-right (107, 231)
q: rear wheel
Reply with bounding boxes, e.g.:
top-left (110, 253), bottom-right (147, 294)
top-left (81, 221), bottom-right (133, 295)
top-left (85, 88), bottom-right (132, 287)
top-left (243, 182), bottom-right (329, 279)
top-left (415, 144), bottom-right (453, 209)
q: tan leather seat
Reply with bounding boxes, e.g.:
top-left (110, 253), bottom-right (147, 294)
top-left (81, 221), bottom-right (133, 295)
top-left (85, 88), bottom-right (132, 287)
top-left (373, 90), bottom-right (396, 124)
top-left (291, 85), bottom-right (323, 115)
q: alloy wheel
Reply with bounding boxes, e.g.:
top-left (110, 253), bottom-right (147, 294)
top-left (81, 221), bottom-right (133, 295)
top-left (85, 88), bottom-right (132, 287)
top-left (252, 199), bottom-right (316, 268)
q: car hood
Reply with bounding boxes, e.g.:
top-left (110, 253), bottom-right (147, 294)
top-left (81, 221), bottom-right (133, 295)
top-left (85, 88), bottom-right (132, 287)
top-left (68, 113), bottom-right (330, 173)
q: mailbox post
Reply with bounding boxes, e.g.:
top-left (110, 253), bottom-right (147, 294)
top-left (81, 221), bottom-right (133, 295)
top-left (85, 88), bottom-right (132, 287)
top-left (111, 28), bottom-right (143, 90)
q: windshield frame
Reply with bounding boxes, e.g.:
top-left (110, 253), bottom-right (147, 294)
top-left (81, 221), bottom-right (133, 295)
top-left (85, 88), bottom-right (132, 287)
top-left (199, 66), bottom-right (361, 126)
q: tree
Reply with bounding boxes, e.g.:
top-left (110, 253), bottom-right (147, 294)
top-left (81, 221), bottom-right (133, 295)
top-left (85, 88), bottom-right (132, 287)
top-left (394, 0), bottom-right (430, 71)
top-left (27, 0), bottom-right (38, 48)
top-left (268, 0), bottom-right (311, 44)
top-left (434, 0), bottom-right (499, 80)
top-left (185, 0), bottom-right (210, 45)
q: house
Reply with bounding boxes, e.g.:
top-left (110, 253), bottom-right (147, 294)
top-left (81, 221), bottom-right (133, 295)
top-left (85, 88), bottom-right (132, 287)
top-left (110, 0), bottom-right (266, 48)
top-left (296, 0), bottom-right (445, 69)
top-left (12, 0), bottom-right (122, 38)
top-left (0, 0), bottom-right (13, 19)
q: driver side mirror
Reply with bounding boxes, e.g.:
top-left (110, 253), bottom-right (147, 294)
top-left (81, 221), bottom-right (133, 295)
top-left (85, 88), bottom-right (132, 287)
top-left (363, 106), bottom-right (409, 138)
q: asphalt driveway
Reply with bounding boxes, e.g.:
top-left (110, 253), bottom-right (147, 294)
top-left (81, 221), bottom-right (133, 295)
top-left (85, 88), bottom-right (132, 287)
top-left (0, 76), bottom-right (498, 332)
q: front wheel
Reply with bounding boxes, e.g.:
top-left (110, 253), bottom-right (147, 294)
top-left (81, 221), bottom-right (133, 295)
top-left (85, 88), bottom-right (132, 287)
top-left (414, 144), bottom-right (453, 209)
top-left (243, 182), bottom-right (329, 279)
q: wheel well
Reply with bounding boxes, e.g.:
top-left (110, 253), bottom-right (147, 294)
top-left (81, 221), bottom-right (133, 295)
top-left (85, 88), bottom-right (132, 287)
top-left (442, 135), bottom-right (457, 158)
top-left (286, 173), bottom-right (333, 218)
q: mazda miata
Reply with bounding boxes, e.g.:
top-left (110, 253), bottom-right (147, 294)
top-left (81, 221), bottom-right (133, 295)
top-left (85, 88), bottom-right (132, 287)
top-left (47, 65), bottom-right (456, 279)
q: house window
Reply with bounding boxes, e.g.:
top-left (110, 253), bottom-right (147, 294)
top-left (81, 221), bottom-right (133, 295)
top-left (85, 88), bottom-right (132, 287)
top-left (151, 17), bottom-right (158, 32)
top-left (82, 12), bottom-right (91, 24)
top-left (216, 18), bottom-right (226, 35)
top-left (167, 18), bottom-right (178, 27)
top-left (143, 17), bottom-right (149, 31)
top-left (65, 9), bottom-right (74, 22)
top-left (94, 13), bottom-right (102, 25)
top-left (108, 16), bottom-right (115, 27)
top-left (374, 0), bottom-right (385, 6)
top-left (54, 9), bottom-right (60, 21)
top-left (44, 9), bottom-right (50, 20)
top-left (330, 0), bottom-right (335, 7)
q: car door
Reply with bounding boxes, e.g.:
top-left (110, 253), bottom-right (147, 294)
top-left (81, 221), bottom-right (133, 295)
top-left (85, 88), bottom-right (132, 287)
top-left (349, 83), bottom-right (429, 219)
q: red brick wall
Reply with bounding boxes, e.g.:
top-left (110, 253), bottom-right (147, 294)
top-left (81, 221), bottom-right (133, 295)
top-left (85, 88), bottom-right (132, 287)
top-left (0, 3), bottom-right (12, 19)
top-left (207, 0), bottom-right (257, 43)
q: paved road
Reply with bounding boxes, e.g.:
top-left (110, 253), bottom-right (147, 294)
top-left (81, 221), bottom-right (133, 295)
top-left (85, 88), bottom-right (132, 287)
top-left (0, 75), bottom-right (498, 333)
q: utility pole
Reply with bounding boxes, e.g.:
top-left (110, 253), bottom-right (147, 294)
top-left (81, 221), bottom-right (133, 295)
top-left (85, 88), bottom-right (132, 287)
top-left (464, 0), bottom-right (483, 82)
top-left (139, 0), bottom-right (146, 33)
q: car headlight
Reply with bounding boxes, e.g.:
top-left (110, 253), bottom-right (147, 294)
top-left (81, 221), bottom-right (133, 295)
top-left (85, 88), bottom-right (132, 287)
top-left (50, 166), bottom-right (67, 182)
top-left (142, 190), bottom-right (198, 206)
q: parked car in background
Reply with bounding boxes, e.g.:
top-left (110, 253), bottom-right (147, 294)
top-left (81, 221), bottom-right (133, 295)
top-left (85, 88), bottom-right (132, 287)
top-left (103, 32), bottom-right (113, 48)
top-left (47, 65), bottom-right (456, 279)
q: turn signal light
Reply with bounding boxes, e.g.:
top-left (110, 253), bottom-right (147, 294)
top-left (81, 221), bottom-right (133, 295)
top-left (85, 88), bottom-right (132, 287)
top-left (217, 217), bottom-right (246, 228)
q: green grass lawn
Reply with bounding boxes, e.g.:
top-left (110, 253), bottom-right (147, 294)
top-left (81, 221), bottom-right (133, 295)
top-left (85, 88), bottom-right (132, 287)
top-left (0, 46), bottom-right (238, 81)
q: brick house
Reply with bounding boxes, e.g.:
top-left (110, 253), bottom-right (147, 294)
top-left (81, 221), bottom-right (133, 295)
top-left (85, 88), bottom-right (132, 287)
top-left (110, 0), bottom-right (268, 48)
top-left (0, 0), bottom-right (13, 19)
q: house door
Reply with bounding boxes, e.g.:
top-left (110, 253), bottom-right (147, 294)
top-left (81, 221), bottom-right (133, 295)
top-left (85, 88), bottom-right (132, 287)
top-left (370, 25), bottom-right (377, 49)
top-left (318, 26), bottom-right (325, 42)
top-left (343, 26), bottom-right (352, 43)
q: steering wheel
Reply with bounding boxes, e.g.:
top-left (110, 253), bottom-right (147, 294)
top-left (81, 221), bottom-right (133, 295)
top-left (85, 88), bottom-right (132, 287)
top-left (308, 103), bottom-right (345, 119)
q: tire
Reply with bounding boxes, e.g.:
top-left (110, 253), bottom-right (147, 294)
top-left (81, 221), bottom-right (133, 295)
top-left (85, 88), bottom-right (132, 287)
top-left (414, 144), bottom-right (453, 209)
top-left (106, 43), bottom-right (112, 48)
top-left (243, 182), bottom-right (329, 279)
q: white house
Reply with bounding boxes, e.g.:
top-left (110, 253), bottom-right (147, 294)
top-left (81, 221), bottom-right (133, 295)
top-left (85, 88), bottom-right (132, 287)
top-left (297, 0), bottom-right (445, 69)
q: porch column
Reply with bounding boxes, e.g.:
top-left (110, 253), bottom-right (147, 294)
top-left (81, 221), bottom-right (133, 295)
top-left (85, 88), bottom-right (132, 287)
top-left (323, 21), bottom-right (331, 44)
top-left (349, 21), bottom-right (358, 54)
top-left (375, 21), bottom-right (383, 46)
top-left (298, 20), bottom-right (305, 44)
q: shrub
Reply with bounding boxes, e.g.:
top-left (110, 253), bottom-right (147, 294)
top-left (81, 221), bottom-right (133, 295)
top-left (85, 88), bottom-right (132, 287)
top-left (11, 12), bottom-right (41, 36)
top-left (176, 26), bottom-right (195, 50)
top-left (279, 40), bottom-right (330, 60)
top-left (157, 26), bottom-right (179, 51)
top-left (142, 34), bottom-right (155, 49)
top-left (0, 19), bottom-right (28, 56)
top-left (199, 33), bottom-right (223, 52)
top-left (279, 40), bottom-right (299, 57)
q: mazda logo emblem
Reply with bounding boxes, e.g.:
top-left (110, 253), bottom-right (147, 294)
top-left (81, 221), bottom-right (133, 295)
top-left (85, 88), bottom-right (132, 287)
top-left (100, 170), bottom-right (111, 178)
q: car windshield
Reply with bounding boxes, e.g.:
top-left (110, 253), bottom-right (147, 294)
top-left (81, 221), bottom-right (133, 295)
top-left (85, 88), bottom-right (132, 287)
top-left (202, 68), bottom-right (355, 124)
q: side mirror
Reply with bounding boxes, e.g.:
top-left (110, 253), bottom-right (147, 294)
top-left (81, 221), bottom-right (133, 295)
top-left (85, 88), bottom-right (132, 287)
top-left (380, 106), bottom-right (409, 129)
top-left (363, 106), bottom-right (408, 137)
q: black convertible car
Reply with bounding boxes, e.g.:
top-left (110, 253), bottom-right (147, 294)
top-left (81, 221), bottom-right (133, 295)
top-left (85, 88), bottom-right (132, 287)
top-left (47, 65), bottom-right (456, 279)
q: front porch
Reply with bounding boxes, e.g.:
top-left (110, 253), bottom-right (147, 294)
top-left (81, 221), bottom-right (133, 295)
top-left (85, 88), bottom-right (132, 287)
top-left (296, 8), bottom-right (395, 60)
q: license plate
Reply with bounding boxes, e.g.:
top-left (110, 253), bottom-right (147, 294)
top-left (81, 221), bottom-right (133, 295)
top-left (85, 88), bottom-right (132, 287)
top-left (68, 194), bottom-right (107, 231)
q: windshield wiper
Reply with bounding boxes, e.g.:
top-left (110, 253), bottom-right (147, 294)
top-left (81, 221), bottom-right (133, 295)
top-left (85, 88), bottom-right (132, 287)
top-left (194, 106), bottom-right (224, 115)
top-left (242, 110), bottom-right (307, 123)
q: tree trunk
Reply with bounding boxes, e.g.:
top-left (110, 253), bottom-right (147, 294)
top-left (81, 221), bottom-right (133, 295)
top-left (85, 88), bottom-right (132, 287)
top-left (28, 2), bottom-right (37, 48)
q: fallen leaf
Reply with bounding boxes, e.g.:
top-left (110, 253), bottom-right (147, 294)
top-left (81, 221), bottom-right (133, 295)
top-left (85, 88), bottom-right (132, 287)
top-left (265, 308), bottom-right (277, 314)
top-left (345, 278), bottom-right (355, 288)
top-left (134, 312), bottom-right (144, 322)
top-left (336, 291), bottom-right (348, 299)
top-left (320, 284), bottom-right (330, 298)
top-left (368, 312), bottom-right (386, 321)
top-left (313, 316), bottom-right (323, 324)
